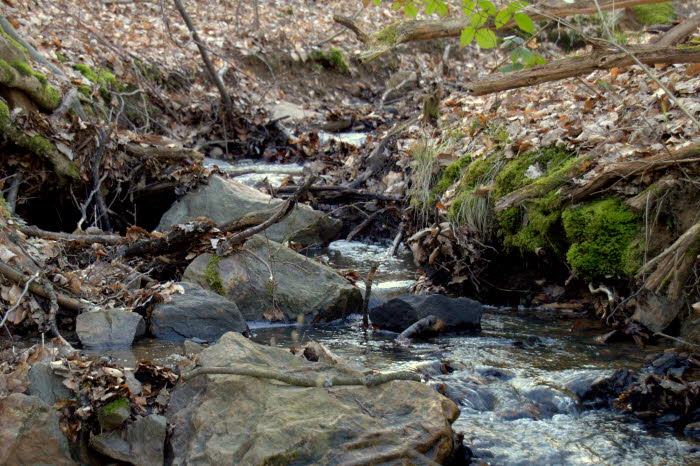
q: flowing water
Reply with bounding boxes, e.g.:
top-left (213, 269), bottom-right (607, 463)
top-left (94, 162), bottom-right (700, 464)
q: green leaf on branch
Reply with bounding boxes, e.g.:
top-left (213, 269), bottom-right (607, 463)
top-left (477, 0), bottom-right (496, 15)
top-left (471, 11), bottom-right (489, 28)
top-left (494, 8), bottom-right (512, 28)
top-left (475, 28), bottom-right (498, 48)
top-left (460, 26), bottom-right (476, 46)
top-left (404, 3), bottom-right (419, 17)
top-left (514, 12), bottom-right (534, 34)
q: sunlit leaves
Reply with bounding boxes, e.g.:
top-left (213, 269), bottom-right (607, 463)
top-left (475, 28), bottom-right (497, 48)
top-left (514, 12), bottom-right (534, 34)
top-left (460, 26), bottom-right (475, 46)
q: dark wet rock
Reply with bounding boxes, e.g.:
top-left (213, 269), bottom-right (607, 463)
top-left (28, 361), bottom-right (72, 406)
top-left (644, 352), bottom-right (691, 377)
top-left (157, 174), bottom-right (341, 246)
top-left (150, 282), bottom-right (248, 342)
top-left (183, 237), bottom-right (363, 322)
top-left (563, 369), bottom-right (636, 409)
top-left (76, 309), bottom-right (145, 349)
top-left (369, 294), bottom-right (483, 333)
top-left (167, 332), bottom-right (460, 464)
top-left (0, 393), bottom-right (75, 465)
top-left (90, 414), bottom-right (166, 465)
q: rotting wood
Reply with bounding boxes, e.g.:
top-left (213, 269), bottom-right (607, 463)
top-left (122, 220), bottom-right (215, 258)
top-left (181, 363), bottom-right (421, 386)
top-left (346, 207), bottom-right (395, 242)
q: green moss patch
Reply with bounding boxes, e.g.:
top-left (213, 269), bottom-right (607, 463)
top-left (308, 48), bottom-right (350, 74)
top-left (494, 146), bottom-right (574, 198)
top-left (205, 254), bottom-right (225, 295)
top-left (433, 155), bottom-right (471, 196)
top-left (630, 3), bottom-right (675, 26)
top-left (500, 190), bottom-right (566, 254)
top-left (74, 64), bottom-right (123, 101)
top-left (562, 198), bottom-right (641, 280)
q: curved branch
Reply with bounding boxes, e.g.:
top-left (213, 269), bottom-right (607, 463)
top-left (181, 364), bottom-right (422, 386)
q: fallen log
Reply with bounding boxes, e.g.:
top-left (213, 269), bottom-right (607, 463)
top-left (465, 45), bottom-right (700, 96)
top-left (572, 143), bottom-right (700, 203)
top-left (335, 0), bottom-right (675, 63)
top-left (362, 263), bottom-right (379, 328)
top-left (122, 220), bottom-right (215, 258)
top-left (181, 363), bottom-right (422, 386)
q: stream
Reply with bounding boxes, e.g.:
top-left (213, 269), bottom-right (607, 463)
top-left (98, 162), bottom-right (700, 464)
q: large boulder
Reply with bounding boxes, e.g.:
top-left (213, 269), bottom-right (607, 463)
top-left (369, 294), bottom-right (484, 333)
top-left (0, 393), bottom-right (75, 465)
top-left (150, 282), bottom-right (249, 341)
top-left (167, 332), bottom-right (460, 464)
top-left (183, 236), bottom-right (362, 322)
top-left (157, 175), bottom-right (341, 246)
top-left (76, 310), bottom-right (145, 349)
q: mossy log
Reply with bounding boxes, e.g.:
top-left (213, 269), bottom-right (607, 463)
top-left (494, 154), bottom-right (594, 212)
top-left (335, 0), bottom-right (681, 64)
top-left (0, 100), bottom-right (79, 180)
top-left (572, 143), bottom-right (700, 203)
top-left (0, 55), bottom-right (61, 110)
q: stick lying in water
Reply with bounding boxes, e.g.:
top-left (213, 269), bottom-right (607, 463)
top-left (181, 364), bottom-right (421, 386)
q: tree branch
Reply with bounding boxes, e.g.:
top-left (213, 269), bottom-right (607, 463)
top-left (181, 364), bottom-right (421, 386)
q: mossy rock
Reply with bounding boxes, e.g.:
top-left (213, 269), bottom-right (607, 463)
top-left (433, 155), bottom-right (471, 196)
top-left (205, 254), bottom-right (225, 295)
top-left (630, 3), bottom-right (675, 26)
top-left (97, 397), bottom-right (131, 431)
top-left (562, 198), bottom-right (641, 280)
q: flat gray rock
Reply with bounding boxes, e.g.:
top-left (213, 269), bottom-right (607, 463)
top-left (150, 282), bottom-right (248, 342)
top-left (76, 309), bottom-right (145, 349)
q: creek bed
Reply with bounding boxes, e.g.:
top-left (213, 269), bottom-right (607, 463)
top-left (85, 160), bottom-right (700, 463)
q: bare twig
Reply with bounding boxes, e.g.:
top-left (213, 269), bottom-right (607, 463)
top-left (172, 0), bottom-right (233, 118)
top-left (362, 263), bottom-right (379, 328)
top-left (0, 271), bottom-right (39, 328)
